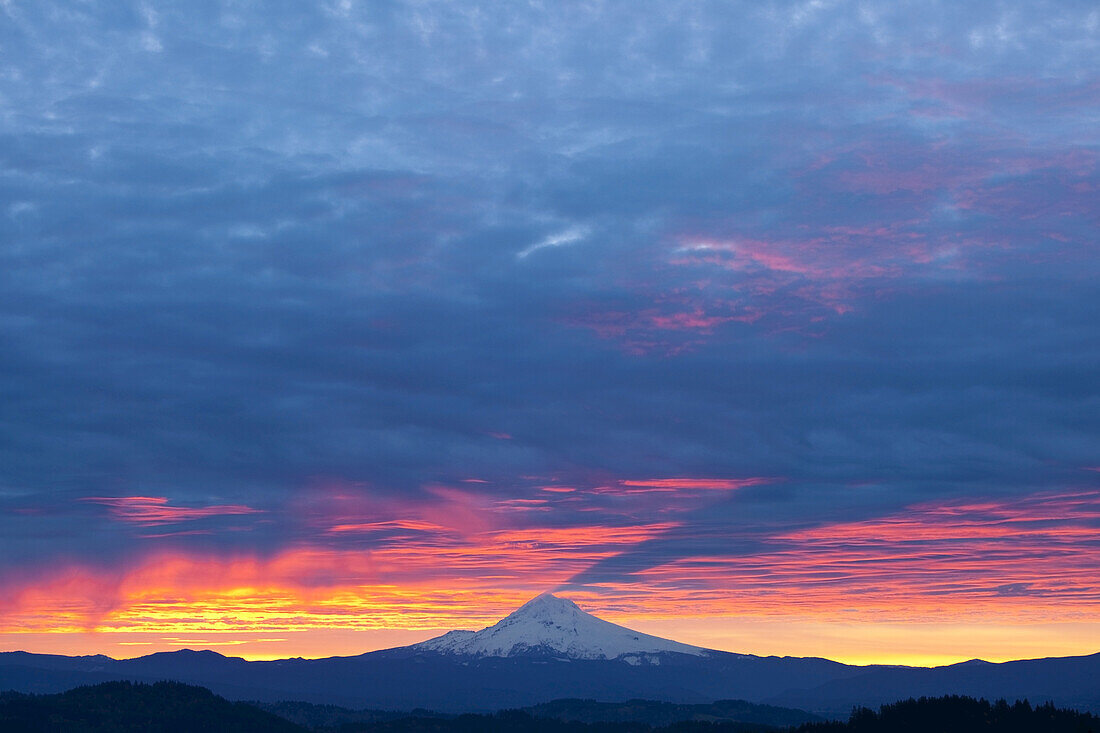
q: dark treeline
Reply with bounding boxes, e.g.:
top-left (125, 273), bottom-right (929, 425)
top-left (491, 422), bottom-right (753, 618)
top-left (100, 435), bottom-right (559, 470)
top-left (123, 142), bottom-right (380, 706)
top-left (0, 681), bottom-right (304, 733)
top-left (256, 700), bottom-right (419, 729)
top-left (796, 696), bottom-right (1099, 733)
top-left (311, 696), bottom-right (1100, 733)
top-left (339, 697), bottom-right (1100, 733)
top-left (2, 682), bottom-right (1099, 732)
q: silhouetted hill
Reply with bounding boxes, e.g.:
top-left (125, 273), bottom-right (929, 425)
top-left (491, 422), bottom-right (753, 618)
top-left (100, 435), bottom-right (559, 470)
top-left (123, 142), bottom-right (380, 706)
top-left (0, 648), bottom-right (876, 711)
top-left (2, 685), bottom-right (1095, 732)
top-left (0, 680), bottom-right (306, 733)
top-left (337, 710), bottom-right (777, 732)
top-left (251, 697), bottom-right (814, 730)
top-left (254, 699), bottom-right (430, 729)
top-left (4, 646), bottom-right (1100, 716)
top-left (525, 698), bottom-right (820, 727)
top-left (766, 653), bottom-right (1100, 717)
top-left (332, 697), bottom-right (1100, 732)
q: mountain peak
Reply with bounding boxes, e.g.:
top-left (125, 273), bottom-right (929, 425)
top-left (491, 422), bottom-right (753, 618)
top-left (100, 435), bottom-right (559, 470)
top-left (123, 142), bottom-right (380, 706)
top-left (513, 592), bottom-right (580, 614)
top-left (411, 593), bottom-right (706, 660)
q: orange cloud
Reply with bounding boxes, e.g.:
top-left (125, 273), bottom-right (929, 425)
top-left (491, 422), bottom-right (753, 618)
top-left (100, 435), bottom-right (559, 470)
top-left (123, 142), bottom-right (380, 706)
top-left (0, 520), bottom-right (679, 637)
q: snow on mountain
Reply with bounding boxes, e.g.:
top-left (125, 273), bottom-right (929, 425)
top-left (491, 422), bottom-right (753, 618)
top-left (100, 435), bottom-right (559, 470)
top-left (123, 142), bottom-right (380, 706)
top-left (411, 593), bottom-right (708, 660)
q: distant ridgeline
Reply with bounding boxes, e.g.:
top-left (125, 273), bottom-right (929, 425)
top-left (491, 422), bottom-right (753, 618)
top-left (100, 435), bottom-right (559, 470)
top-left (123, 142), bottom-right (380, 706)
top-left (5, 598), bottom-right (1100, 716)
top-left (1, 682), bottom-right (1098, 733)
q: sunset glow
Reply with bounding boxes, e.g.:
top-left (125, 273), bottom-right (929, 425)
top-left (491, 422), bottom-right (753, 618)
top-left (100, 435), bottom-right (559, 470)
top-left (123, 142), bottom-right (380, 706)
top-left (5, 487), bottom-right (1100, 664)
top-left (2, 0), bottom-right (1098, 670)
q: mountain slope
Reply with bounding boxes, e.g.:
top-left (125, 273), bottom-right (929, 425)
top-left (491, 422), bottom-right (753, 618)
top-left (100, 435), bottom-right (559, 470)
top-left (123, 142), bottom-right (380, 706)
top-left (412, 593), bottom-right (706, 660)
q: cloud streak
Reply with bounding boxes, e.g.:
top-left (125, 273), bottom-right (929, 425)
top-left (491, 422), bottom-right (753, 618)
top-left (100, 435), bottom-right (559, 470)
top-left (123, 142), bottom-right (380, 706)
top-left (82, 497), bottom-right (261, 526)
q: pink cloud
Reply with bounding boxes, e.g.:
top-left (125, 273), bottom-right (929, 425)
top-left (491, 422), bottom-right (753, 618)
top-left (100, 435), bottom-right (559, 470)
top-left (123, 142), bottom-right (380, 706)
top-left (871, 74), bottom-right (1100, 122)
top-left (82, 496), bottom-right (260, 526)
top-left (327, 519), bottom-right (449, 534)
top-left (646, 309), bottom-right (739, 331)
top-left (562, 297), bottom-right (766, 356)
top-left (631, 490), bottom-right (1100, 622)
top-left (618, 477), bottom-right (776, 492)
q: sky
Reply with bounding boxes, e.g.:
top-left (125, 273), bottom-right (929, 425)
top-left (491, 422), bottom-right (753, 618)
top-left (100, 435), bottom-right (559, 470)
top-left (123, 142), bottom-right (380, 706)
top-left (1, 0), bottom-right (1098, 666)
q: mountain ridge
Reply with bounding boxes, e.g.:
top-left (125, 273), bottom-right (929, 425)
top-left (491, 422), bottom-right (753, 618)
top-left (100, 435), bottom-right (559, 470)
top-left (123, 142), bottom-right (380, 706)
top-left (2, 595), bottom-right (1099, 714)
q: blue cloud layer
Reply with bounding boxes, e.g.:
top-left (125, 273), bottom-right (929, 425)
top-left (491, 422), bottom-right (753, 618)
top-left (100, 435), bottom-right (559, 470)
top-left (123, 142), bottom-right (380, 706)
top-left (1, 0), bottom-right (1098, 587)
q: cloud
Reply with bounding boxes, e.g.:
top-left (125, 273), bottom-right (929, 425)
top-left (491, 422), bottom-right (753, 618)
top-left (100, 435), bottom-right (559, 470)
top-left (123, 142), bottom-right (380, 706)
top-left (517, 226), bottom-right (590, 258)
top-left (612, 477), bottom-right (777, 493)
top-left (0, 0), bottom-right (1097, 648)
top-left (82, 496), bottom-right (261, 526)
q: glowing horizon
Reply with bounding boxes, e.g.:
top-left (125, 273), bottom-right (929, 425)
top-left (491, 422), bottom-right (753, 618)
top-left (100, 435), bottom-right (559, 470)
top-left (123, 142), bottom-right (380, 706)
top-left (4, 485), bottom-right (1100, 665)
top-left (2, 1), bottom-right (1098, 671)
top-left (6, 597), bottom-right (1100, 668)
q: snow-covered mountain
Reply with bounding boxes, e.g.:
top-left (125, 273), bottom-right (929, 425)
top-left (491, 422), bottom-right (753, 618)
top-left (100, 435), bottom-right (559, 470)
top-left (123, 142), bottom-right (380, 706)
top-left (411, 592), bottom-right (708, 660)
